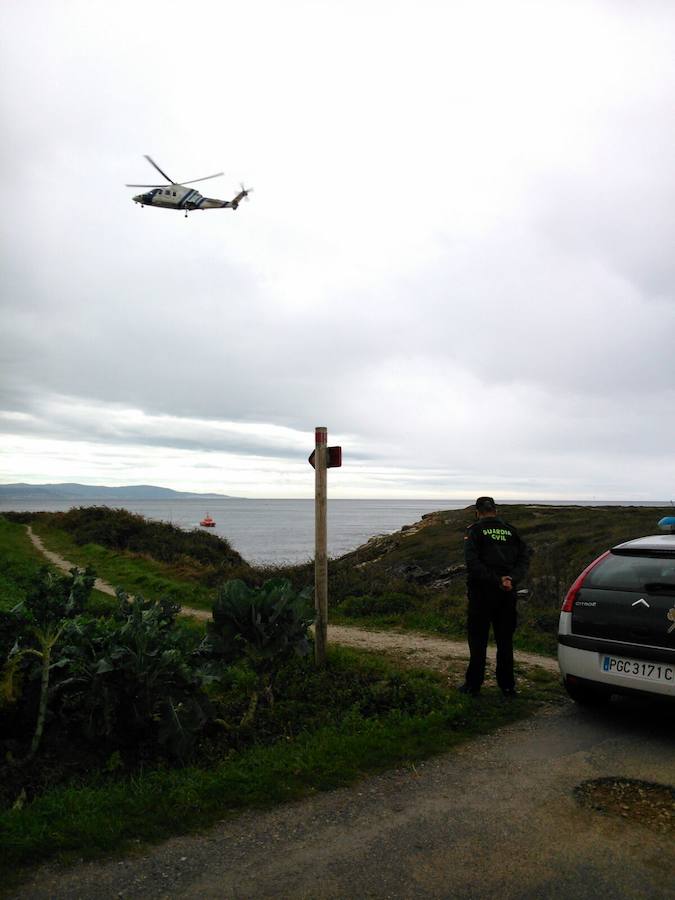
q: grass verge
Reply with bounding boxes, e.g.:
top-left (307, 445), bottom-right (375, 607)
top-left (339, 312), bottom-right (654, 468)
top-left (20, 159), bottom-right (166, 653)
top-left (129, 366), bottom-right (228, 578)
top-left (0, 517), bottom-right (114, 615)
top-left (30, 523), bottom-right (215, 611)
top-left (331, 609), bottom-right (558, 658)
top-left (0, 517), bottom-right (47, 611)
top-left (1, 646), bottom-right (563, 884)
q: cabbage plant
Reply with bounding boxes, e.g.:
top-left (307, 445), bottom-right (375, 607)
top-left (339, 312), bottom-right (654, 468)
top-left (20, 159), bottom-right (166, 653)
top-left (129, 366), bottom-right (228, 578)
top-left (204, 578), bottom-right (314, 667)
top-left (1, 567), bottom-right (94, 759)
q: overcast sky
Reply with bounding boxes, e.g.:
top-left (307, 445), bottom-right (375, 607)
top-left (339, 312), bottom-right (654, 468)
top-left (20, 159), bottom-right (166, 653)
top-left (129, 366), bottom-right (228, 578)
top-left (1, 0), bottom-right (674, 499)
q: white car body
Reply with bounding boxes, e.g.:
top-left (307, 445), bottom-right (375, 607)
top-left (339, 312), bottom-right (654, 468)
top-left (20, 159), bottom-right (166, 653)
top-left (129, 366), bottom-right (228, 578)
top-left (558, 611), bottom-right (675, 700)
top-left (557, 529), bottom-right (675, 703)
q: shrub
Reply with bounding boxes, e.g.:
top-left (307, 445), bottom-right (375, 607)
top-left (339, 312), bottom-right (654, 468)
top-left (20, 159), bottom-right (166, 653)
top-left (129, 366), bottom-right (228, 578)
top-left (1, 567), bottom-right (96, 758)
top-left (339, 592), bottom-right (416, 617)
top-left (55, 591), bottom-right (212, 760)
top-left (1, 571), bottom-right (214, 763)
top-left (49, 507), bottom-right (245, 569)
top-left (203, 578), bottom-right (315, 667)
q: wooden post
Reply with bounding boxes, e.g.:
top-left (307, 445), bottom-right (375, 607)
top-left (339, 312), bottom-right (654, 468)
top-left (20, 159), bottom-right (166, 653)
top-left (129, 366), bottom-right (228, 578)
top-left (314, 426), bottom-right (328, 666)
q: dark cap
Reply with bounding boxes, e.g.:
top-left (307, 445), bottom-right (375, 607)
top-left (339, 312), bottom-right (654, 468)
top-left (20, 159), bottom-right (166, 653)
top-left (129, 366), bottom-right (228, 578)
top-left (475, 496), bottom-right (497, 513)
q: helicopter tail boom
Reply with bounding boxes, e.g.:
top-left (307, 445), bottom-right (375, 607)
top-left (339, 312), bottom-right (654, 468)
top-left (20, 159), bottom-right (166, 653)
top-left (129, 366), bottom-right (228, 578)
top-left (199, 186), bottom-right (252, 211)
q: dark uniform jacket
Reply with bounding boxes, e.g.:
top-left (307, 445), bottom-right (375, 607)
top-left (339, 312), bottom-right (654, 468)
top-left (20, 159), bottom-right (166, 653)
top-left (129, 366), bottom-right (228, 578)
top-left (464, 516), bottom-right (530, 592)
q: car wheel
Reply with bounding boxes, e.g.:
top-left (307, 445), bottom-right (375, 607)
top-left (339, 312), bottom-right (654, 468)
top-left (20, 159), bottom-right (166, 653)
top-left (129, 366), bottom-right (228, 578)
top-left (564, 678), bottom-right (611, 706)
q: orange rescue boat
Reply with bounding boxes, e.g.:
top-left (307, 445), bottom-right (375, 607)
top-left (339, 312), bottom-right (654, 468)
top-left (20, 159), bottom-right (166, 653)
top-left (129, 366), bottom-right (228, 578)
top-left (200, 514), bottom-right (216, 527)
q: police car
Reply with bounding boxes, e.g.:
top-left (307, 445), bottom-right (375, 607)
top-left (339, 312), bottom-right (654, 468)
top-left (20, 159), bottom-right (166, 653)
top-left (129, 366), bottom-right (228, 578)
top-left (558, 516), bottom-right (675, 703)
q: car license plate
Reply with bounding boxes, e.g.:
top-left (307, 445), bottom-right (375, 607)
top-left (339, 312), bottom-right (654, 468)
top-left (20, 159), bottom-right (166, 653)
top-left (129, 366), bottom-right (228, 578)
top-left (602, 654), bottom-right (675, 684)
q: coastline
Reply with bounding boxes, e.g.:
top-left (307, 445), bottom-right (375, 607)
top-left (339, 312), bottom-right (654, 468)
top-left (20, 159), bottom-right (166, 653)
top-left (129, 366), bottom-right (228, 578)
top-left (2, 498), bottom-right (672, 566)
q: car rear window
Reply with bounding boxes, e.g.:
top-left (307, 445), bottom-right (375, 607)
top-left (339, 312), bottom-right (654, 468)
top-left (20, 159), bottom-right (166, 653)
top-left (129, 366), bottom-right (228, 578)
top-left (585, 553), bottom-right (675, 593)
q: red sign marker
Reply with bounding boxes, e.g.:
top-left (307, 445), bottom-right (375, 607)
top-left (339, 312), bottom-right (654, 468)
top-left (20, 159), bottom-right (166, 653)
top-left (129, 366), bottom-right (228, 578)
top-left (309, 447), bottom-right (342, 469)
top-left (328, 446), bottom-right (342, 468)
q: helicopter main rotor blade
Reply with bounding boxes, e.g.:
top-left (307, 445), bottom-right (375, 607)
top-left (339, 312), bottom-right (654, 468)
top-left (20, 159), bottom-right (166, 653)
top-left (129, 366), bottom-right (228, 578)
top-left (125, 183), bottom-right (164, 188)
top-left (179, 172), bottom-right (225, 185)
top-left (144, 154), bottom-right (176, 184)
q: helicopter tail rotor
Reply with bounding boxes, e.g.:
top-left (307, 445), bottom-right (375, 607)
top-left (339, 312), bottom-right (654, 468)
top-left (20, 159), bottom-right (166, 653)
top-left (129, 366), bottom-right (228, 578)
top-left (229, 183), bottom-right (254, 210)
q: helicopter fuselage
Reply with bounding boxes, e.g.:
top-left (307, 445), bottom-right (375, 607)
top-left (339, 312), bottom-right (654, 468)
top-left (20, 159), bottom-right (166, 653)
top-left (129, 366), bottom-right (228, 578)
top-left (133, 186), bottom-right (242, 211)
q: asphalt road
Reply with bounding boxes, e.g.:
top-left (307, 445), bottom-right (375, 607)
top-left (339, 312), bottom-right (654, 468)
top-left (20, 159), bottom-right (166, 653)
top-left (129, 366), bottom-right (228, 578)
top-left (16, 697), bottom-right (674, 900)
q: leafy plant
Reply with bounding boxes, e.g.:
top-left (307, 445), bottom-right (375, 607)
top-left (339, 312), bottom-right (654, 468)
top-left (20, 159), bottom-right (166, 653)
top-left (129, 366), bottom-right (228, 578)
top-left (55, 590), bottom-right (212, 760)
top-left (203, 578), bottom-right (314, 667)
top-left (1, 567), bottom-right (95, 759)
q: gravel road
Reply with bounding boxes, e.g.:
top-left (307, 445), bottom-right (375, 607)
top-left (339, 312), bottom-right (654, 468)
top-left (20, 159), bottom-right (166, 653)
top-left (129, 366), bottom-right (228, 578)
top-left (14, 699), bottom-right (674, 899)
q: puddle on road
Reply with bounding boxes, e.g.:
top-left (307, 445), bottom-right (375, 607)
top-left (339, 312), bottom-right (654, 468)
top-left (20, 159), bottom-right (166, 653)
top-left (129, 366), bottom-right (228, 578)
top-left (575, 777), bottom-right (674, 834)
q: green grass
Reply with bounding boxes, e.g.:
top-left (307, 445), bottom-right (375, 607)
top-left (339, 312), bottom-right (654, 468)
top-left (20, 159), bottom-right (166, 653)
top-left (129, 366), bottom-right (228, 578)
top-left (31, 523), bottom-right (216, 611)
top-left (333, 604), bottom-right (558, 658)
top-left (0, 645), bottom-right (563, 882)
top-left (0, 517), bottom-right (115, 616)
top-left (0, 517), bottom-right (47, 611)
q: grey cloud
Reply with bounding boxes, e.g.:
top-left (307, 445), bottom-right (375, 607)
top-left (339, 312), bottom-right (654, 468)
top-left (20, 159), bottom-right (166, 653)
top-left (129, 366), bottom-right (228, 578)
top-left (2, 1), bottom-right (675, 498)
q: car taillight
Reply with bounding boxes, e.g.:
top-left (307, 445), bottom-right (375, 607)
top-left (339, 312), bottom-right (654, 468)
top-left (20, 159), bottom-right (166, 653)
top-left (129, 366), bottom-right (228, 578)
top-left (561, 551), bottom-right (611, 612)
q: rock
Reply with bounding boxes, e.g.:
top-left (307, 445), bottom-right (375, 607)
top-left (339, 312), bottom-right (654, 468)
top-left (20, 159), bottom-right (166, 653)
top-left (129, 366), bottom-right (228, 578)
top-left (386, 562), bottom-right (466, 586)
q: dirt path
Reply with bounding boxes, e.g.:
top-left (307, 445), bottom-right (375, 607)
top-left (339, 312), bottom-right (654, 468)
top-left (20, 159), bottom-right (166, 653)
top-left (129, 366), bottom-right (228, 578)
top-left (328, 623), bottom-right (558, 673)
top-left (27, 526), bottom-right (120, 599)
top-left (25, 527), bottom-right (557, 674)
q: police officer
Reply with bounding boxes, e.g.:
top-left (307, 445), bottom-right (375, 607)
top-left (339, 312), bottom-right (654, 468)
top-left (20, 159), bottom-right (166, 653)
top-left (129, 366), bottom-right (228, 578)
top-left (459, 497), bottom-right (530, 697)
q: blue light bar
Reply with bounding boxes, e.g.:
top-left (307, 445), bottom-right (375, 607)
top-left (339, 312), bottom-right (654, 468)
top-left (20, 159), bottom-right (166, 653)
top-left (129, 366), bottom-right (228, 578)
top-left (657, 516), bottom-right (675, 533)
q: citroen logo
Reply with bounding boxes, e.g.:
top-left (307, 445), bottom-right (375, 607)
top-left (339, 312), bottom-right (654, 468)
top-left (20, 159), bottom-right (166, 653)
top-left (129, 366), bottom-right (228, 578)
top-left (632, 598), bottom-right (649, 608)
top-left (667, 608), bottom-right (675, 634)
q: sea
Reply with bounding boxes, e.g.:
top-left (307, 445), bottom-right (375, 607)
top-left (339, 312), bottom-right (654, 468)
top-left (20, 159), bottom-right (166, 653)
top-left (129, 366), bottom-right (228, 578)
top-left (0, 498), bottom-right (671, 565)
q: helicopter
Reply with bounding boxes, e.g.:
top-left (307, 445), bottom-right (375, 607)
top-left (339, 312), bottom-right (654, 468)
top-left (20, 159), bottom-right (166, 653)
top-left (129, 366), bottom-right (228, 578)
top-left (126, 155), bottom-right (252, 218)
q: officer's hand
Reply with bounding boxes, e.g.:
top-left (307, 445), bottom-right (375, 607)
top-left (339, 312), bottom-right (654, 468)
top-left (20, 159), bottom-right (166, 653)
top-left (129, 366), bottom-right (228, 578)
top-left (500, 576), bottom-right (513, 591)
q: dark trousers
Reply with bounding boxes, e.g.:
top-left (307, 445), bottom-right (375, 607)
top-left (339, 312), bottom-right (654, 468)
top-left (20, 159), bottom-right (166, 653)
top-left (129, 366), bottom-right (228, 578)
top-left (464, 588), bottom-right (517, 691)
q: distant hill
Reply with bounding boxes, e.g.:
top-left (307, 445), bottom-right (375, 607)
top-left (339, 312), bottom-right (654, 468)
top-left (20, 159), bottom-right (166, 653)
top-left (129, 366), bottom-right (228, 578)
top-left (0, 483), bottom-right (238, 501)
